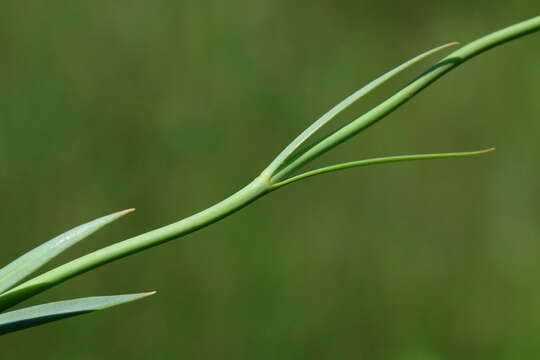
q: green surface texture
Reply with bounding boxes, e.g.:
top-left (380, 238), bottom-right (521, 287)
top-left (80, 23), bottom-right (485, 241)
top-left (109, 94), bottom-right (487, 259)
top-left (1, 2), bottom-right (539, 359)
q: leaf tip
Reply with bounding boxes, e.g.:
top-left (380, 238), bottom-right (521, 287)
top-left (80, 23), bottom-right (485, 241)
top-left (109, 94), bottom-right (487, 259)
top-left (476, 147), bottom-right (496, 155)
top-left (435, 42), bottom-right (460, 52)
top-left (446, 41), bottom-right (460, 47)
top-left (113, 208), bottom-right (136, 219)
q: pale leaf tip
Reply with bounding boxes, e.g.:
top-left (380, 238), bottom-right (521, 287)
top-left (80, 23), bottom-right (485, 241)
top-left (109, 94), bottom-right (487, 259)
top-left (476, 147), bottom-right (496, 155)
top-left (437, 42), bottom-right (460, 51)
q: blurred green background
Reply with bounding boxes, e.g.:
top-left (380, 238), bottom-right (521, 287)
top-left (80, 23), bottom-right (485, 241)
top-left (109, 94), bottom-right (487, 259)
top-left (1, 1), bottom-right (539, 359)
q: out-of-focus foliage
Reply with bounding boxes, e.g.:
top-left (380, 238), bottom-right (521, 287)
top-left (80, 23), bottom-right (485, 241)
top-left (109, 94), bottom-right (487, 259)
top-left (0, 1), bottom-right (539, 359)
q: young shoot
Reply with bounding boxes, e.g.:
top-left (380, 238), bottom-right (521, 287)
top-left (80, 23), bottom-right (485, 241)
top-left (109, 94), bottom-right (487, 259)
top-left (0, 15), bottom-right (538, 336)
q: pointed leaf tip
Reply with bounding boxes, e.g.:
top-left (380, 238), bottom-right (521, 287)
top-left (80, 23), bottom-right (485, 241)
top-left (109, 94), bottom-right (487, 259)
top-left (0, 210), bottom-right (135, 295)
top-left (122, 208), bottom-right (136, 214)
top-left (442, 41), bottom-right (460, 48)
top-left (476, 147), bottom-right (495, 154)
top-left (0, 292), bottom-right (154, 335)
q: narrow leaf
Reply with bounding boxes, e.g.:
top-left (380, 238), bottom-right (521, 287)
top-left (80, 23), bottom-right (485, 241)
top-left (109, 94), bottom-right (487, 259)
top-left (0, 209), bottom-right (134, 294)
top-left (273, 148), bottom-right (494, 188)
top-left (0, 292), bottom-right (154, 335)
top-left (263, 42), bottom-right (459, 177)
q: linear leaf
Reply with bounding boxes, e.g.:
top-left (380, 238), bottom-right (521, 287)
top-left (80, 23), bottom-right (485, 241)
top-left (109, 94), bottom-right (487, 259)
top-left (271, 17), bottom-right (540, 182)
top-left (273, 148), bottom-right (494, 188)
top-left (262, 42), bottom-right (459, 177)
top-left (0, 292), bottom-right (154, 335)
top-left (0, 209), bottom-right (134, 294)
top-left (0, 17), bottom-right (536, 318)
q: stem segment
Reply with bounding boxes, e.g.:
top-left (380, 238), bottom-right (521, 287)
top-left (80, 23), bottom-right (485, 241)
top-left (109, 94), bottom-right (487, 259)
top-left (271, 16), bottom-right (540, 182)
top-left (0, 177), bottom-right (272, 311)
top-left (0, 15), bottom-right (538, 311)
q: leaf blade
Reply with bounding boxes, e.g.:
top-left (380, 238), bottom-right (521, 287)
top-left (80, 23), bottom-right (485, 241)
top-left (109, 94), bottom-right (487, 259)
top-left (0, 209), bottom-right (134, 294)
top-left (0, 292), bottom-right (154, 335)
top-left (273, 148), bottom-right (495, 188)
top-left (263, 42), bottom-right (459, 177)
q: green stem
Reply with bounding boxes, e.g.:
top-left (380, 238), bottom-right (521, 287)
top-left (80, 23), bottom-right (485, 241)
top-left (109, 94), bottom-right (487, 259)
top-left (0, 16), bottom-right (538, 311)
top-left (272, 15), bottom-right (540, 182)
top-left (0, 177), bottom-right (272, 310)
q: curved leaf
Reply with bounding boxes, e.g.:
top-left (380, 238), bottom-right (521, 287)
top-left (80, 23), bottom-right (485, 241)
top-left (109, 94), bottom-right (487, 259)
top-left (272, 148), bottom-right (495, 188)
top-left (262, 42), bottom-right (459, 177)
top-left (0, 292), bottom-right (154, 335)
top-left (0, 209), bottom-right (134, 294)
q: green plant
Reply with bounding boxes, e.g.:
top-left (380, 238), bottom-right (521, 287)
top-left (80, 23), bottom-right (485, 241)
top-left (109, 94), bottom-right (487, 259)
top-left (1, 15), bottom-right (538, 335)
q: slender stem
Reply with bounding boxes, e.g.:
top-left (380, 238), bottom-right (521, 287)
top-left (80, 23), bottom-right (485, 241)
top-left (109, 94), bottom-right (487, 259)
top-left (0, 177), bottom-right (272, 310)
top-left (272, 16), bottom-right (540, 182)
top-left (0, 16), bottom-right (538, 311)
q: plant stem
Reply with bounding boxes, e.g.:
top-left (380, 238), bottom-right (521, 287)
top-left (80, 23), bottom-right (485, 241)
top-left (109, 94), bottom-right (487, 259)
top-left (0, 177), bottom-right (272, 310)
top-left (271, 15), bottom-right (540, 182)
top-left (0, 15), bottom-right (538, 311)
